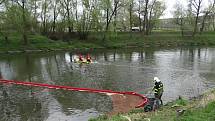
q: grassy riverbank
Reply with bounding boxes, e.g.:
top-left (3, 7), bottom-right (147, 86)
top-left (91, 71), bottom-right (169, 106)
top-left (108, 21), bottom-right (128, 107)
top-left (0, 31), bottom-right (215, 53)
top-left (89, 89), bottom-right (215, 121)
top-left (0, 33), bottom-right (102, 53)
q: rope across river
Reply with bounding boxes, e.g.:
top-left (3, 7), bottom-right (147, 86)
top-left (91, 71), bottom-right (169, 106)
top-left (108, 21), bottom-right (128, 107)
top-left (0, 79), bottom-right (148, 108)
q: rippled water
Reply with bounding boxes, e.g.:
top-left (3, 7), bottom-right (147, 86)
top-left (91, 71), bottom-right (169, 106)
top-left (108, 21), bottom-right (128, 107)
top-left (0, 47), bottom-right (215, 121)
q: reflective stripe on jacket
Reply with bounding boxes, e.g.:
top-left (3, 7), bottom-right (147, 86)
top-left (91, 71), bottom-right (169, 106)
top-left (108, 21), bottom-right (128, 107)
top-left (153, 82), bottom-right (163, 94)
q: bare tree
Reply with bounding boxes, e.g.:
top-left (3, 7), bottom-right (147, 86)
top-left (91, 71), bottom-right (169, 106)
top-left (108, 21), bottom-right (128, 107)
top-left (128, 0), bottom-right (134, 32)
top-left (52, 0), bottom-right (60, 32)
top-left (28, 0), bottom-right (41, 33)
top-left (104, 0), bottom-right (122, 32)
top-left (200, 0), bottom-right (215, 33)
top-left (147, 0), bottom-right (156, 34)
top-left (137, 0), bottom-right (143, 31)
top-left (60, 0), bottom-right (74, 33)
top-left (40, 0), bottom-right (51, 34)
top-left (143, 0), bottom-right (149, 34)
top-left (213, 6), bottom-right (215, 31)
top-left (189, 0), bottom-right (203, 36)
top-left (173, 1), bottom-right (186, 36)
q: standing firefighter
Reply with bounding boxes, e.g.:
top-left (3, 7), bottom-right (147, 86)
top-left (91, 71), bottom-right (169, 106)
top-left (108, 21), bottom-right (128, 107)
top-left (152, 77), bottom-right (164, 105)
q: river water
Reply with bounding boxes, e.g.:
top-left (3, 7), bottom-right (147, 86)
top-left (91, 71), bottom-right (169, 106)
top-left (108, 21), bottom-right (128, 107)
top-left (0, 47), bottom-right (215, 121)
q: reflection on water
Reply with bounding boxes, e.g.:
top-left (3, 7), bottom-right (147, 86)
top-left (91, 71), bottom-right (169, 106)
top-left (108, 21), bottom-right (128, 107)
top-left (0, 47), bottom-right (215, 121)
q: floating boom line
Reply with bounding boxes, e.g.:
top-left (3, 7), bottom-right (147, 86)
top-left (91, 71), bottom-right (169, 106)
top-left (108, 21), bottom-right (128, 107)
top-left (0, 79), bottom-right (148, 108)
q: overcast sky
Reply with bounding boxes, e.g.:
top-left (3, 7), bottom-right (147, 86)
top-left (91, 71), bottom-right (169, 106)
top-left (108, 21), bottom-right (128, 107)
top-left (162, 0), bottom-right (210, 19)
top-left (161, 0), bottom-right (187, 19)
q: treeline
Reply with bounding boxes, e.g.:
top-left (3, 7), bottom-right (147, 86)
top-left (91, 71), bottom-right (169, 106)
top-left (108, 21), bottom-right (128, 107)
top-left (0, 0), bottom-right (165, 45)
top-left (172, 0), bottom-right (215, 36)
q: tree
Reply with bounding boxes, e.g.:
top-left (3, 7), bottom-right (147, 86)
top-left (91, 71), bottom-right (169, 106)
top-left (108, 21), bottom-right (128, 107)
top-left (40, 0), bottom-right (51, 34)
top-left (103, 0), bottom-right (122, 32)
top-left (137, 0), bottom-right (143, 32)
top-left (60, 0), bottom-right (74, 33)
top-left (188, 0), bottom-right (203, 36)
top-left (26, 0), bottom-right (41, 33)
top-left (128, 0), bottom-right (134, 32)
top-left (28, 0), bottom-right (41, 33)
top-left (147, 0), bottom-right (165, 34)
top-left (143, 0), bottom-right (149, 34)
top-left (200, 0), bottom-right (215, 33)
top-left (173, 1), bottom-right (186, 36)
top-left (213, 2), bottom-right (215, 31)
top-left (90, 0), bottom-right (102, 31)
top-left (2, 3), bottom-right (32, 45)
top-left (77, 0), bottom-right (93, 39)
top-left (51, 0), bottom-right (60, 32)
top-left (12, 0), bottom-right (32, 45)
top-left (101, 0), bottom-right (123, 41)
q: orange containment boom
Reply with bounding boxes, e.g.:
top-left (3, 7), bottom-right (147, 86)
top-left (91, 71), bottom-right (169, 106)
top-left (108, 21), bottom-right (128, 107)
top-left (0, 79), bottom-right (148, 108)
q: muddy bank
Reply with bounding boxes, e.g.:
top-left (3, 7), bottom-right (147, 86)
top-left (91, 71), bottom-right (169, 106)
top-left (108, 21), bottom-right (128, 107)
top-left (108, 94), bottom-right (144, 115)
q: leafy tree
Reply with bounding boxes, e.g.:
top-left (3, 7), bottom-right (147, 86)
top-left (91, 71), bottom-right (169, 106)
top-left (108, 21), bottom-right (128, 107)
top-left (3, 1), bottom-right (33, 45)
top-left (147, 0), bottom-right (165, 34)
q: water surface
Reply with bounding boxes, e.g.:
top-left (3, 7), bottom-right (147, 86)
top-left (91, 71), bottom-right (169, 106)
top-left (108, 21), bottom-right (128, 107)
top-left (0, 47), bottom-right (215, 121)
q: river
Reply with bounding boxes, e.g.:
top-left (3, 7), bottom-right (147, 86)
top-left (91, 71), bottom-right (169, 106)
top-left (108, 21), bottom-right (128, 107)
top-left (0, 47), bottom-right (215, 121)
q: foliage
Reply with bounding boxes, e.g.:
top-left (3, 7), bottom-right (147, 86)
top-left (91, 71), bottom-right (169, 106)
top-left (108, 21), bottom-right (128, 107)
top-left (178, 101), bottom-right (215, 121)
top-left (3, 5), bottom-right (32, 34)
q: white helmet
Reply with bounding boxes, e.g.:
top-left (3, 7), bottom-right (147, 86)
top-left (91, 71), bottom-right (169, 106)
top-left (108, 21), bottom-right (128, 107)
top-left (154, 77), bottom-right (161, 82)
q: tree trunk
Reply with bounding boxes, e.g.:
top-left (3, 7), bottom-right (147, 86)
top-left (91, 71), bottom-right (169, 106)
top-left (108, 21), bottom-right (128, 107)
top-left (52, 2), bottom-right (57, 32)
top-left (105, 8), bottom-right (109, 31)
top-left (65, 1), bottom-right (72, 33)
top-left (114, 0), bottom-right (117, 33)
top-left (143, 0), bottom-right (149, 35)
top-left (5, 36), bottom-right (8, 44)
top-left (129, 2), bottom-right (133, 32)
top-left (22, 1), bottom-right (28, 45)
top-left (114, 13), bottom-right (116, 33)
top-left (42, 0), bottom-right (47, 34)
top-left (200, 12), bottom-right (209, 34)
top-left (193, 13), bottom-right (199, 36)
top-left (213, 14), bottom-right (215, 31)
top-left (180, 18), bottom-right (184, 36)
top-left (138, 0), bottom-right (141, 32)
top-left (192, 0), bottom-right (202, 36)
top-left (52, 20), bottom-right (56, 32)
top-left (23, 34), bottom-right (28, 45)
top-left (148, 0), bottom-right (156, 35)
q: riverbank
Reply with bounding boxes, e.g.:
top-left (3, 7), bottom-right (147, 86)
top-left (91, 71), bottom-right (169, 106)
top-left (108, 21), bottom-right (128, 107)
top-left (0, 31), bottom-right (215, 54)
top-left (89, 89), bottom-right (215, 121)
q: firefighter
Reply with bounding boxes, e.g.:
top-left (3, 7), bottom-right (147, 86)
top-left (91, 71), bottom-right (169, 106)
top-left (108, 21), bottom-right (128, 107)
top-left (152, 77), bottom-right (164, 105)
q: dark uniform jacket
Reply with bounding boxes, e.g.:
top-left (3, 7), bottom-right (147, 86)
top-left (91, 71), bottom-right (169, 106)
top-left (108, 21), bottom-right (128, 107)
top-left (153, 82), bottom-right (163, 95)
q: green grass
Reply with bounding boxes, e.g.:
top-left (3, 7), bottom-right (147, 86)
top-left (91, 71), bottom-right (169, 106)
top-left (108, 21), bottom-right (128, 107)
top-left (178, 101), bottom-right (215, 121)
top-left (89, 114), bottom-right (128, 121)
top-left (0, 31), bottom-right (215, 53)
top-left (89, 94), bottom-right (215, 121)
top-left (0, 33), bottom-right (102, 52)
